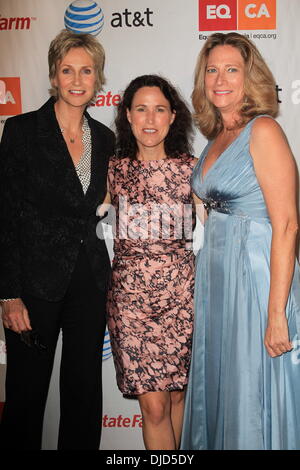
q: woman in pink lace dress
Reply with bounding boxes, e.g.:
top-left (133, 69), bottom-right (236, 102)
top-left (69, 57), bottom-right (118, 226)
top-left (103, 75), bottom-right (196, 449)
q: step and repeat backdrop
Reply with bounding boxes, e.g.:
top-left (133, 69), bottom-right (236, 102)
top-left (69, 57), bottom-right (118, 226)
top-left (0, 0), bottom-right (300, 450)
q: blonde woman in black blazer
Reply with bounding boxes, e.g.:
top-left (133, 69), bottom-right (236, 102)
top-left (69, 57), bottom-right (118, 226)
top-left (0, 30), bottom-right (115, 450)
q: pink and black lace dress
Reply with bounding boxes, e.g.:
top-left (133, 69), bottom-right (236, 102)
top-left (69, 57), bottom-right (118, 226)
top-left (107, 154), bottom-right (196, 395)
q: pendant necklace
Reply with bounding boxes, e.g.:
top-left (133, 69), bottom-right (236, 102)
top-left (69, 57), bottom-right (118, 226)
top-left (60, 127), bottom-right (78, 144)
top-left (59, 119), bottom-right (83, 144)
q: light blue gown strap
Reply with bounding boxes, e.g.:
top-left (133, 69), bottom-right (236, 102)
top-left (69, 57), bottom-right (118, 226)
top-left (241, 114), bottom-right (276, 142)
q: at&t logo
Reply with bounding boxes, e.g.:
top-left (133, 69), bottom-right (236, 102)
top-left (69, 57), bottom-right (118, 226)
top-left (199, 0), bottom-right (276, 31)
top-left (64, 0), bottom-right (104, 36)
top-left (102, 328), bottom-right (112, 361)
top-left (110, 8), bottom-right (154, 28)
top-left (64, 1), bottom-right (154, 34)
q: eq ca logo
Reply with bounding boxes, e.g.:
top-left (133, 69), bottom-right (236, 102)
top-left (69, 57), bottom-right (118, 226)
top-left (64, 0), bottom-right (104, 36)
top-left (0, 78), bottom-right (22, 116)
top-left (199, 0), bottom-right (276, 31)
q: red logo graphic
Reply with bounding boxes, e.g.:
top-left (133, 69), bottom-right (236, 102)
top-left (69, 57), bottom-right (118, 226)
top-left (199, 0), bottom-right (237, 31)
top-left (90, 91), bottom-right (121, 108)
top-left (0, 77), bottom-right (22, 116)
top-left (199, 0), bottom-right (276, 31)
top-left (102, 414), bottom-right (143, 428)
top-left (0, 15), bottom-right (32, 30)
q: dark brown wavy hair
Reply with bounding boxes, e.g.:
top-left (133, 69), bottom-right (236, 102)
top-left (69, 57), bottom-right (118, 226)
top-left (115, 75), bottom-right (194, 159)
top-left (192, 32), bottom-right (279, 139)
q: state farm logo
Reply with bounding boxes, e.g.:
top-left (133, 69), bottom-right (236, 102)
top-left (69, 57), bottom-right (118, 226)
top-left (103, 414), bottom-right (142, 428)
top-left (90, 90), bottom-right (121, 108)
top-left (199, 0), bottom-right (276, 31)
top-left (0, 14), bottom-right (37, 30)
top-left (0, 78), bottom-right (22, 116)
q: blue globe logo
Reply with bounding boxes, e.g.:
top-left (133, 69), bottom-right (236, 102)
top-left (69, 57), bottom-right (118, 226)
top-left (64, 0), bottom-right (104, 36)
top-left (102, 328), bottom-right (112, 361)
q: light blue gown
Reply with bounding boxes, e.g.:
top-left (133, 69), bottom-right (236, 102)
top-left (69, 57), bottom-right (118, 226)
top-left (181, 116), bottom-right (300, 450)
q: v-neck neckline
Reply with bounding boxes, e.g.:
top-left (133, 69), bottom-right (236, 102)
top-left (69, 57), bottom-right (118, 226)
top-left (200, 122), bottom-right (250, 183)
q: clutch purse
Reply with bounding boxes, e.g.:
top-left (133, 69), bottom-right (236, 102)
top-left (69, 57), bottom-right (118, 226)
top-left (20, 329), bottom-right (47, 353)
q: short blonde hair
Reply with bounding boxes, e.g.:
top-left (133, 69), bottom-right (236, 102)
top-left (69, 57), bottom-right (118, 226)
top-left (48, 29), bottom-right (106, 99)
top-left (192, 32), bottom-right (278, 139)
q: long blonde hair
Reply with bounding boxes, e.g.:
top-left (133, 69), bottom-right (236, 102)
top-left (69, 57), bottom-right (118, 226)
top-left (192, 32), bottom-right (278, 139)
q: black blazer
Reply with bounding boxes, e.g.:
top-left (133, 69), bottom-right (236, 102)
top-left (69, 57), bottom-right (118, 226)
top-left (0, 97), bottom-right (115, 301)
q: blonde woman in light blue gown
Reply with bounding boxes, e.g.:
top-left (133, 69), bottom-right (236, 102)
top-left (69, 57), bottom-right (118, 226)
top-left (181, 32), bottom-right (300, 450)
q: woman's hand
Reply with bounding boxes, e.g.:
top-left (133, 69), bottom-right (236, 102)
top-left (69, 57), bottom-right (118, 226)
top-left (264, 312), bottom-right (293, 357)
top-left (1, 298), bottom-right (31, 333)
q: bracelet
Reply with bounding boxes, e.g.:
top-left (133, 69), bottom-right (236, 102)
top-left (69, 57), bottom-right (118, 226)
top-left (0, 298), bottom-right (18, 302)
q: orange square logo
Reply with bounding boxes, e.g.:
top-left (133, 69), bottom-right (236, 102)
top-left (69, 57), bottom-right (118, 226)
top-left (0, 77), bottom-right (22, 116)
top-left (238, 0), bottom-right (276, 30)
